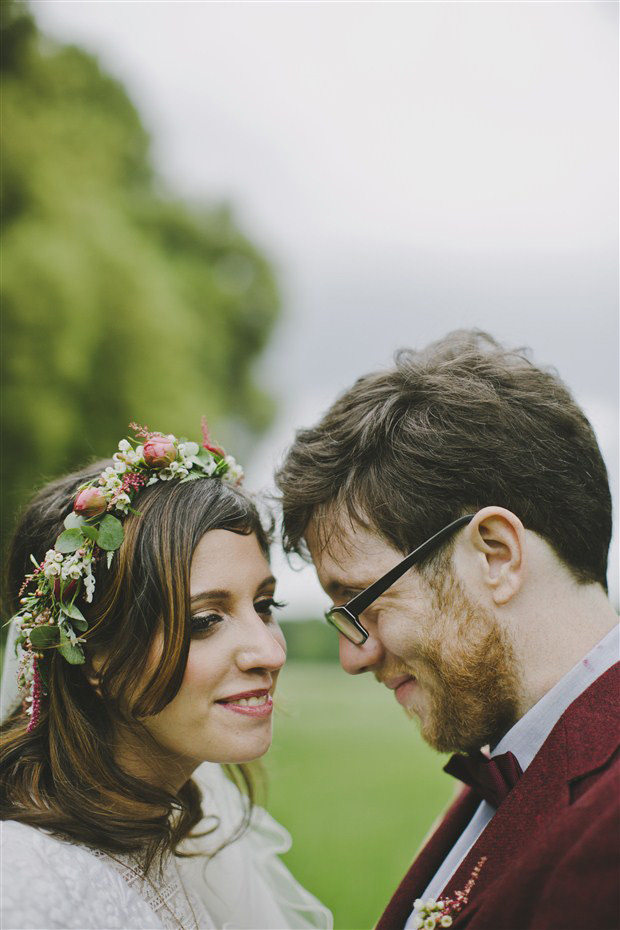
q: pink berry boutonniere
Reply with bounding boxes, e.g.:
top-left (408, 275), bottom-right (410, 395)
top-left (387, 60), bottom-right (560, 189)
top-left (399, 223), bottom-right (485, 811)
top-left (412, 857), bottom-right (488, 929)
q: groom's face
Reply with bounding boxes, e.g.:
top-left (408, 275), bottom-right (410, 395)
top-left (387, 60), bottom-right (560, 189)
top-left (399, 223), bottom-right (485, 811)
top-left (306, 519), bottom-right (519, 754)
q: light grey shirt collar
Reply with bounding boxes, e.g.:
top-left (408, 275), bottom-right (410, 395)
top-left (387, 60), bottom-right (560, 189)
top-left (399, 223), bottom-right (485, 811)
top-left (491, 623), bottom-right (619, 770)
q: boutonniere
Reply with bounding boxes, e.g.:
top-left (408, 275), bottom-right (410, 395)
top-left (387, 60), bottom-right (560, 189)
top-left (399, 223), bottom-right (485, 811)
top-left (412, 857), bottom-right (488, 929)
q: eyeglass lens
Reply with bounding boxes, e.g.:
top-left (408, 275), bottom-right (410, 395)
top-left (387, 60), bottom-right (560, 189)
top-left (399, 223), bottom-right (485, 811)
top-left (326, 609), bottom-right (366, 645)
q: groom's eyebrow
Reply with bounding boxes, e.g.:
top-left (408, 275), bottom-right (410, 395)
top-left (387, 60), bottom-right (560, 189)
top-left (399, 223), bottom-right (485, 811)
top-left (327, 579), bottom-right (369, 598)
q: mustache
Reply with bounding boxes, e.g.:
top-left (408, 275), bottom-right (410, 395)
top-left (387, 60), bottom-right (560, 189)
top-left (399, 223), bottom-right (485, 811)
top-left (375, 659), bottom-right (421, 687)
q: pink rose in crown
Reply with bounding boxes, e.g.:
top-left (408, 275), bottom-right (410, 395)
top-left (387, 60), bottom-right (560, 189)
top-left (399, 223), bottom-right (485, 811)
top-left (74, 487), bottom-right (107, 518)
top-left (143, 435), bottom-right (177, 468)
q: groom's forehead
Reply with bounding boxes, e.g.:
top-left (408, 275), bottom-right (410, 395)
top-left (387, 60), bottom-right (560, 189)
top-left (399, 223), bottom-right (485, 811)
top-left (304, 515), bottom-right (400, 592)
top-left (305, 513), bottom-right (370, 564)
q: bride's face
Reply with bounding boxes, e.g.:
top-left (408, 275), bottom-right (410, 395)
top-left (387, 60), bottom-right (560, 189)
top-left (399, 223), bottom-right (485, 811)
top-left (137, 530), bottom-right (286, 783)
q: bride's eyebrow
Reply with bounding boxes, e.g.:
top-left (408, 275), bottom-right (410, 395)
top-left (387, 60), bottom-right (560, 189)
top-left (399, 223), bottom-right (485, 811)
top-left (190, 589), bottom-right (231, 606)
top-left (190, 576), bottom-right (277, 606)
top-left (256, 575), bottom-right (277, 594)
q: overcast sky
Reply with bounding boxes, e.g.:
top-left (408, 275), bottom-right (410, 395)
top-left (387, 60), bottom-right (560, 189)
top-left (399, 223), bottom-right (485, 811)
top-left (32, 0), bottom-right (619, 609)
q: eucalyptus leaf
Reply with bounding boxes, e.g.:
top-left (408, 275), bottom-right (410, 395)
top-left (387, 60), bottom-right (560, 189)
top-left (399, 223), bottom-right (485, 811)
top-left (61, 601), bottom-right (87, 624)
top-left (97, 515), bottom-right (124, 551)
top-left (30, 625), bottom-right (60, 648)
top-left (59, 625), bottom-right (85, 665)
top-left (58, 641), bottom-right (85, 665)
top-left (62, 612), bottom-right (88, 632)
top-left (64, 512), bottom-right (85, 530)
top-left (80, 524), bottom-right (99, 542)
top-left (55, 529), bottom-right (84, 553)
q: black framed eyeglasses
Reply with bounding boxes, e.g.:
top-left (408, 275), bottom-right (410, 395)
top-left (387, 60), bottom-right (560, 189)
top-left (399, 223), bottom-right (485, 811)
top-left (324, 514), bottom-right (475, 645)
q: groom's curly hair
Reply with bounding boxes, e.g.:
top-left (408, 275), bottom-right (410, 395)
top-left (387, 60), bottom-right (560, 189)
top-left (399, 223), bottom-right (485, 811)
top-left (275, 330), bottom-right (612, 589)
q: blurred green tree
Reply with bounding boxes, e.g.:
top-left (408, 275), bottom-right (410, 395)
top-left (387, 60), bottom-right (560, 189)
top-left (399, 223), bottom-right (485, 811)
top-left (1, 0), bottom-right (280, 548)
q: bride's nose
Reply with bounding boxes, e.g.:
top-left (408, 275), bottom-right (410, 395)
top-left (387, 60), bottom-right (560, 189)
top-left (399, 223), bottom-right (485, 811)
top-left (236, 615), bottom-right (286, 672)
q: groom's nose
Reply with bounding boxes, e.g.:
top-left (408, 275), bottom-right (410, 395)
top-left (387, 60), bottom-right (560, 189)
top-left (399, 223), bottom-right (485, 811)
top-left (338, 629), bottom-right (383, 675)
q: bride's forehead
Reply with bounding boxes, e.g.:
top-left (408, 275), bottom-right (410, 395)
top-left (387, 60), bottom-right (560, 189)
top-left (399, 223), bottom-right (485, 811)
top-left (190, 530), bottom-right (270, 587)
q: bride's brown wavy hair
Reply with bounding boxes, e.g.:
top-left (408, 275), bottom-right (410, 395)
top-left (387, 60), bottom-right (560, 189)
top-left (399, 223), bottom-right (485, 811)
top-left (0, 461), bottom-right (270, 867)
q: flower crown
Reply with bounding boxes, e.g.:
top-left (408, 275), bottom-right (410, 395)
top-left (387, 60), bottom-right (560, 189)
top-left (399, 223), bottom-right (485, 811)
top-left (12, 421), bottom-right (243, 731)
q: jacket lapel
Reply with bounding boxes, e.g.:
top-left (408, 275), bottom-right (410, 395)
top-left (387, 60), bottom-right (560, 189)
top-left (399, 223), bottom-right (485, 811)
top-left (437, 732), bottom-right (570, 926)
top-left (376, 662), bottom-right (619, 930)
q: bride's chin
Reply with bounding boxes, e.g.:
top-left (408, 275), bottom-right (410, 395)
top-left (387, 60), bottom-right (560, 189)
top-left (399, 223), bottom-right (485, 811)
top-left (220, 735), bottom-right (274, 765)
top-left (247, 736), bottom-right (274, 762)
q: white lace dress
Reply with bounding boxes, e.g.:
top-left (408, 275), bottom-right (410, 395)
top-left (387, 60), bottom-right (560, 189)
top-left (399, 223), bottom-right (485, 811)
top-left (1, 763), bottom-right (333, 930)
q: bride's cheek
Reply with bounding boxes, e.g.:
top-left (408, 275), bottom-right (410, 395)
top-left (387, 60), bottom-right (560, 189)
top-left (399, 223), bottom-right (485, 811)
top-left (183, 640), bottom-right (219, 696)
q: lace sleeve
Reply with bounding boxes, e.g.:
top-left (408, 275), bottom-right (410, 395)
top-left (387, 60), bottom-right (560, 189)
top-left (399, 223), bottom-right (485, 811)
top-left (1, 821), bottom-right (163, 930)
top-left (179, 763), bottom-right (333, 930)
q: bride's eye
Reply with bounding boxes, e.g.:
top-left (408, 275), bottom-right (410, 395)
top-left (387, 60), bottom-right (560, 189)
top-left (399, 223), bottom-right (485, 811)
top-left (254, 598), bottom-right (286, 619)
top-left (190, 614), bottom-right (224, 636)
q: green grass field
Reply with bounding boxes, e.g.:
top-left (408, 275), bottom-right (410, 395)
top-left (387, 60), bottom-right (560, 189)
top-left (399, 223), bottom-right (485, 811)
top-left (262, 663), bottom-right (456, 930)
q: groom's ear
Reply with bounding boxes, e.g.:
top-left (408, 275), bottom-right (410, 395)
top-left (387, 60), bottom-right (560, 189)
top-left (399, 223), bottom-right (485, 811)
top-left (462, 507), bottom-right (526, 605)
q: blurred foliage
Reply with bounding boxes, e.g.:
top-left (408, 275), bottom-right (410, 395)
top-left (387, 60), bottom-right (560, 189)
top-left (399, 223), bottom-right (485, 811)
top-left (0, 0), bottom-right (280, 548)
top-left (280, 619), bottom-right (340, 662)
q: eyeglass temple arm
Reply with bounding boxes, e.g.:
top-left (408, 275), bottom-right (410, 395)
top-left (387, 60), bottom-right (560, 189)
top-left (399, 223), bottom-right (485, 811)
top-left (345, 514), bottom-right (475, 615)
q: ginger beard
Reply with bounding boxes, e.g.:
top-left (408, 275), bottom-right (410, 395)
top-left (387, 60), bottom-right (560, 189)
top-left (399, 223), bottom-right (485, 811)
top-left (394, 573), bottom-right (520, 754)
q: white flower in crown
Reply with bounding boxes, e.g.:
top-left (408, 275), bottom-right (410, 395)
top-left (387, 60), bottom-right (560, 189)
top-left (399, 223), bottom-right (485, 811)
top-left (112, 493), bottom-right (132, 514)
top-left (167, 461), bottom-right (189, 478)
top-left (222, 454), bottom-right (244, 485)
top-left (200, 455), bottom-right (218, 477)
top-left (43, 550), bottom-right (63, 578)
top-left (84, 563), bottom-right (96, 603)
top-left (177, 441), bottom-right (200, 462)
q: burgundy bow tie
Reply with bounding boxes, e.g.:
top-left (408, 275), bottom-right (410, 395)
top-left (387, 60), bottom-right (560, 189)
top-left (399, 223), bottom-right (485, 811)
top-left (444, 750), bottom-right (523, 808)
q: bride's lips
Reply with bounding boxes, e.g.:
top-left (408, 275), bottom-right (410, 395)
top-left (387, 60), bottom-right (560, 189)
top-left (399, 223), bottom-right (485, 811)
top-left (215, 688), bottom-right (274, 717)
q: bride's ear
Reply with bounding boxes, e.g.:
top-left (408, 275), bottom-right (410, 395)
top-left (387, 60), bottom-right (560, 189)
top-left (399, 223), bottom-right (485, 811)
top-left (464, 507), bottom-right (526, 605)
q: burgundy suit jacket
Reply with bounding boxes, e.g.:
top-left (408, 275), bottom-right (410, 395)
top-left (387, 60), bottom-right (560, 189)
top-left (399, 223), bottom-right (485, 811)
top-left (376, 662), bottom-right (620, 930)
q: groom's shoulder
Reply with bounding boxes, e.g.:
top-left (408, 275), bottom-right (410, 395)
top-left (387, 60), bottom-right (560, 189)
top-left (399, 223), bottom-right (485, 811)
top-left (489, 665), bottom-right (620, 927)
top-left (463, 681), bottom-right (619, 930)
top-left (561, 661), bottom-right (620, 778)
top-left (481, 755), bottom-right (620, 929)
